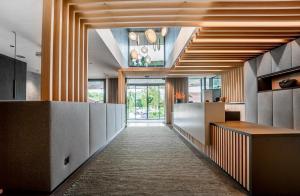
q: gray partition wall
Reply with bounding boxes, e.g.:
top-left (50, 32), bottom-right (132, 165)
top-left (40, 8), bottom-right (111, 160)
top-left (121, 104), bottom-right (126, 128)
top-left (89, 103), bottom-right (107, 155)
top-left (106, 104), bottom-right (116, 141)
top-left (115, 104), bottom-right (122, 133)
top-left (0, 102), bottom-right (90, 192)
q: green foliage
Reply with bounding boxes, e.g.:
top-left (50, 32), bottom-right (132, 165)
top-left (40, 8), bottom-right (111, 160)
top-left (88, 91), bottom-right (104, 102)
top-left (127, 85), bottom-right (165, 119)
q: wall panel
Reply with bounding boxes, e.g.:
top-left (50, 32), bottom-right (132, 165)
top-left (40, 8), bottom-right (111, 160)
top-left (293, 88), bottom-right (300, 130)
top-left (106, 104), bottom-right (116, 141)
top-left (258, 91), bottom-right (273, 126)
top-left (244, 59), bottom-right (257, 123)
top-left (273, 89), bottom-right (293, 129)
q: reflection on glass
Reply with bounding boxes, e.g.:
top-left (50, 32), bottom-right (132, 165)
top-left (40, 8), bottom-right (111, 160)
top-left (88, 80), bottom-right (105, 103)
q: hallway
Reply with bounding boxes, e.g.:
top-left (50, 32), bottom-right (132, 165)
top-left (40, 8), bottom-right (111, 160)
top-left (61, 126), bottom-right (246, 195)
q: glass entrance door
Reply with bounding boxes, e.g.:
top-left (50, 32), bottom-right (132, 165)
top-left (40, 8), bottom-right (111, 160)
top-left (127, 84), bottom-right (165, 120)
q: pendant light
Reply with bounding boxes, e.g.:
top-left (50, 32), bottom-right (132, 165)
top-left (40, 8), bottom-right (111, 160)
top-left (130, 49), bottom-right (138, 59)
top-left (145, 55), bottom-right (151, 64)
top-left (141, 46), bottom-right (148, 54)
top-left (145, 29), bottom-right (157, 44)
top-left (161, 27), bottom-right (168, 37)
top-left (129, 32), bottom-right (137, 41)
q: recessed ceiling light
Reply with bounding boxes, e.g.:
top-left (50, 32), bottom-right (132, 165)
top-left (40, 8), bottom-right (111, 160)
top-left (175, 65), bottom-right (233, 68)
top-left (179, 59), bottom-right (244, 63)
top-left (185, 49), bottom-right (264, 54)
top-left (193, 38), bottom-right (288, 43)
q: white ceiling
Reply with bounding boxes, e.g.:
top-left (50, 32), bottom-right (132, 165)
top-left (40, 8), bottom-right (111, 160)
top-left (0, 0), bottom-right (43, 73)
top-left (88, 29), bottom-right (121, 79)
top-left (0, 0), bottom-right (43, 46)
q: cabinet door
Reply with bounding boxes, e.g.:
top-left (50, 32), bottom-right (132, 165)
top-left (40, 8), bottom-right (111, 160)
top-left (15, 60), bottom-right (27, 100)
top-left (258, 91), bottom-right (273, 126)
top-left (273, 89), bottom-right (293, 129)
top-left (244, 59), bottom-right (258, 123)
top-left (294, 89), bottom-right (300, 130)
top-left (0, 55), bottom-right (14, 100)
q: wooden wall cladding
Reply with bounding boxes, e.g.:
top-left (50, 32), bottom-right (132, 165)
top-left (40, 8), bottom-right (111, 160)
top-left (221, 67), bottom-right (244, 103)
top-left (175, 124), bottom-right (250, 191)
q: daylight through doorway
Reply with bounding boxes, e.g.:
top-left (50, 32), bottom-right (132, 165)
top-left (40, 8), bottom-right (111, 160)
top-left (126, 79), bottom-right (165, 120)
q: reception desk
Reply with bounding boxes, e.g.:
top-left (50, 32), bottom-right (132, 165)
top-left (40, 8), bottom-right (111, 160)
top-left (174, 116), bottom-right (300, 195)
top-left (173, 103), bottom-right (225, 145)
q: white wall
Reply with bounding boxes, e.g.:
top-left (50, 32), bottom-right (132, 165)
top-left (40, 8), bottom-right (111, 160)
top-left (88, 30), bottom-right (121, 79)
top-left (165, 27), bottom-right (196, 68)
top-left (26, 72), bottom-right (41, 100)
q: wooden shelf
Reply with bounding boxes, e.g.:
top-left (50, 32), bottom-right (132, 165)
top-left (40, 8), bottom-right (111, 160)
top-left (257, 66), bottom-right (300, 92)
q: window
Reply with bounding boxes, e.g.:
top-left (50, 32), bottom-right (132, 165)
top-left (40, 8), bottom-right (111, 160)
top-left (126, 79), bottom-right (165, 120)
top-left (188, 76), bottom-right (222, 103)
top-left (88, 80), bottom-right (105, 103)
top-left (128, 31), bottom-right (165, 67)
top-left (212, 76), bottom-right (221, 89)
top-left (188, 78), bottom-right (202, 103)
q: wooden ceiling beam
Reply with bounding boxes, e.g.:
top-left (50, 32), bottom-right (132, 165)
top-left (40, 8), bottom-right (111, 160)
top-left (80, 16), bottom-right (300, 24)
top-left (71, 1), bottom-right (300, 11)
top-left (78, 9), bottom-right (300, 19)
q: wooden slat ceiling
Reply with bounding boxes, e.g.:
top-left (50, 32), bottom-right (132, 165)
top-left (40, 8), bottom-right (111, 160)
top-left (173, 25), bottom-right (300, 74)
top-left (69, 0), bottom-right (300, 75)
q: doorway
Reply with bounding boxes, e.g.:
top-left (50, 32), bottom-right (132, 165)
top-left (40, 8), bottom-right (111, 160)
top-left (126, 79), bottom-right (165, 121)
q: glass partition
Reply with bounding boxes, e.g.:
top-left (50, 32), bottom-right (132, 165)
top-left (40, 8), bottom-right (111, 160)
top-left (126, 79), bottom-right (165, 120)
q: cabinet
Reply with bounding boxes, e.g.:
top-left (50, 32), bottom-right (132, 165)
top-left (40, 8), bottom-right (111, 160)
top-left (0, 54), bottom-right (26, 100)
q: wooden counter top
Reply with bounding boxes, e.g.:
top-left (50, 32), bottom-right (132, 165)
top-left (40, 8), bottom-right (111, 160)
top-left (213, 121), bottom-right (300, 135)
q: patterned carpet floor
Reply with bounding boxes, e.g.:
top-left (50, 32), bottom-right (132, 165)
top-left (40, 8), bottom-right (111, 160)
top-left (63, 126), bottom-right (247, 196)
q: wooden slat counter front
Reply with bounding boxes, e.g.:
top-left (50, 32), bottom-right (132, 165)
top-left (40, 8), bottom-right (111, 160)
top-left (174, 121), bottom-right (300, 195)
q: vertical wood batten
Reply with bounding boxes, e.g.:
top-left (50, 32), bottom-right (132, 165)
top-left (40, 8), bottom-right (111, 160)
top-left (73, 14), bottom-right (80, 102)
top-left (84, 26), bottom-right (88, 102)
top-left (79, 20), bottom-right (84, 102)
top-left (175, 124), bottom-right (250, 191)
top-left (118, 70), bottom-right (126, 104)
top-left (68, 6), bottom-right (75, 101)
top-left (52, 0), bottom-right (63, 101)
top-left (41, 0), bottom-right (54, 101)
top-left (221, 67), bottom-right (244, 103)
top-left (60, 0), bottom-right (69, 101)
